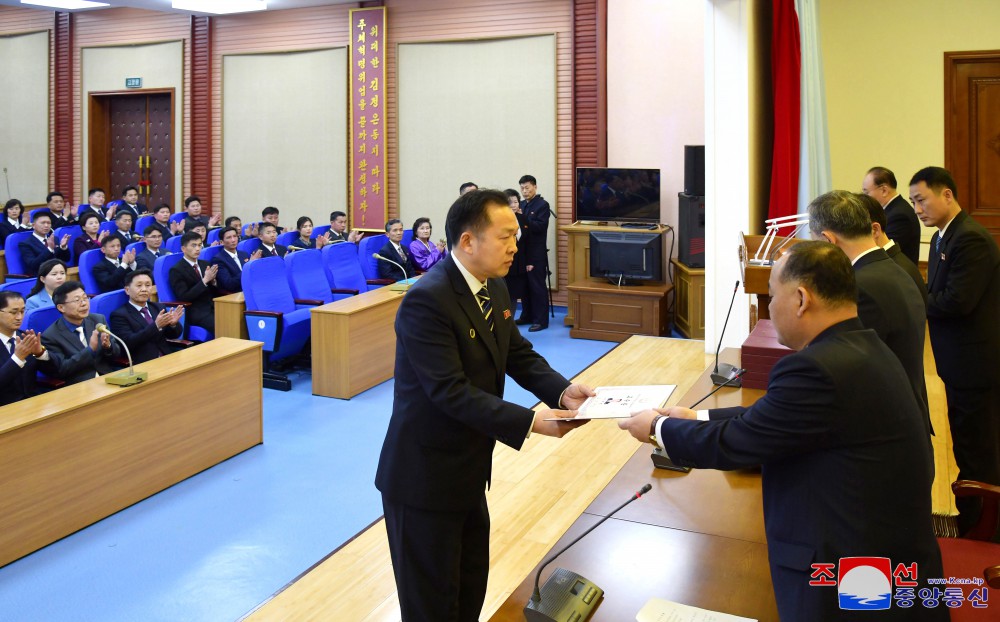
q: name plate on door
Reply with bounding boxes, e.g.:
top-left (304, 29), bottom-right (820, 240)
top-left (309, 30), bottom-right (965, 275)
top-left (125, 77), bottom-right (142, 88)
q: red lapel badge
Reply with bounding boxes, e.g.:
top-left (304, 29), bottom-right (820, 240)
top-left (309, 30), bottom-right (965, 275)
top-left (503, 309), bottom-right (512, 320)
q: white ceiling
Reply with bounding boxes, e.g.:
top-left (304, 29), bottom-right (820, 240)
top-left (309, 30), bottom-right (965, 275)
top-left (0, 0), bottom-right (357, 17)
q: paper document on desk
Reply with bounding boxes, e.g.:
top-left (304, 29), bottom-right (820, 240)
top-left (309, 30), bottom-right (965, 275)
top-left (548, 385), bottom-right (675, 420)
top-left (636, 598), bottom-right (756, 622)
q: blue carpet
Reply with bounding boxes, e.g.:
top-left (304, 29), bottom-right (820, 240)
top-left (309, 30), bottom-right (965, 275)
top-left (0, 307), bottom-right (615, 622)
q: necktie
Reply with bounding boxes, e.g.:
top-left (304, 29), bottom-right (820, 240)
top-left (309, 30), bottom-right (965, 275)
top-left (7, 337), bottom-right (15, 356)
top-left (194, 262), bottom-right (202, 278)
top-left (935, 234), bottom-right (941, 254)
top-left (140, 306), bottom-right (153, 325)
top-left (476, 287), bottom-right (494, 333)
top-left (76, 326), bottom-right (87, 348)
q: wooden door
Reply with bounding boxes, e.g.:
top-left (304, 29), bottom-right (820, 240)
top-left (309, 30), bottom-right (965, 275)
top-left (944, 51), bottom-right (1000, 246)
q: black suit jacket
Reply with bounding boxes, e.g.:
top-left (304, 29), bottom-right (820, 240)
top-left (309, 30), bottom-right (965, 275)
top-left (927, 210), bottom-right (1000, 389)
top-left (148, 221), bottom-right (174, 240)
top-left (509, 211), bottom-right (530, 276)
top-left (521, 195), bottom-right (550, 264)
top-left (258, 244), bottom-right (287, 259)
top-left (40, 314), bottom-right (121, 385)
top-left (211, 250), bottom-right (250, 293)
top-left (853, 249), bottom-right (930, 432)
top-left (376, 241), bottom-right (415, 281)
top-left (116, 203), bottom-right (146, 227)
top-left (0, 332), bottom-right (58, 405)
top-left (0, 220), bottom-right (29, 244)
top-left (660, 319), bottom-right (945, 622)
top-left (110, 230), bottom-right (138, 249)
top-left (50, 213), bottom-right (75, 229)
top-left (884, 194), bottom-right (921, 264)
top-left (885, 242), bottom-right (926, 305)
top-left (19, 234), bottom-right (70, 276)
top-left (376, 255), bottom-right (569, 512)
top-left (135, 248), bottom-right (168, 274)
top-left (168, 258), bottom-right (217, 328)
top-left (92, 257), bottom-right (134, 293)
top-left (109, 301), bottom-right (182, 364)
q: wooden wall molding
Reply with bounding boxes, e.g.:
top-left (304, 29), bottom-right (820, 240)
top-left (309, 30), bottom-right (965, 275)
top-left (573, 0), bottom-right (607, 171)
top-left (190, 15), bottom-right (213, 213)
top-left (54, 11), bottom-right (73, 198)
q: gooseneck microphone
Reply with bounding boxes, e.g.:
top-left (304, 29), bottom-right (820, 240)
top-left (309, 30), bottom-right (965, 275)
top-left (711, 280), bottom-right (744, 387)
top-left (524, 484), bottom-right (652, 622)
top-left (96, 323), bottom-right (147, 386)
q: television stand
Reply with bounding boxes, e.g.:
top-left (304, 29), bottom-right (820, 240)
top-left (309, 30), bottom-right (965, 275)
top-left (604, 275), bottom-right (645, 287)
top-left (617, 222), bottom-right (660, 230)
top-left (568, 278), bottom-right (672, 342)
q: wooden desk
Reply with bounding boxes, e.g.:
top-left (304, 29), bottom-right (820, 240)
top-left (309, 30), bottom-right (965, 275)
top-left (0, 338), bottom-right (263, 568)
top-left (491, 349), bottom-right (779, 622)
top-left (214, 292), bottom-right (248, 339)
top-left (568, 278), bottom-right (672, 342)
top-left (311, 286), bottom-right (406, 399)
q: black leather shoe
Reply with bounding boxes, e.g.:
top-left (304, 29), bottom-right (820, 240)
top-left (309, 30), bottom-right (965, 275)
top-left (515, 318), bottom-right (531, 326)
top-left (528, 324), bottom-right (546, 332)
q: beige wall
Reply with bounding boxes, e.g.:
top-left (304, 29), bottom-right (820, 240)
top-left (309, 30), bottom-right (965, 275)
top-left (0, 31), bottom-right (49, 204)
top-left (820, 0), bottom-right (1000, 257)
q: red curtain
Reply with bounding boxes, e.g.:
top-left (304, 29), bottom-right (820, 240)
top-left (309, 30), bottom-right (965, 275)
top-left (768, 0), bottom-right (801, 221)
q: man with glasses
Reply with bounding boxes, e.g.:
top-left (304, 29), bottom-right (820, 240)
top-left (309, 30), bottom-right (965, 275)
top-left (136, 225), bottom-right (171, 274)
top-left (41, 281), bottom-right (121, 385)
top-left (862, 166), bottom-right (920, 263)
top-left (0, 291), bottom-right (56, 405)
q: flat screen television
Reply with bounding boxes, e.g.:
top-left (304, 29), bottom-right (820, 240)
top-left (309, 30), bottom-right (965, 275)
top-left (576, 167), bottom-right (661, 224)
top-left (589, 231), bottom-right (663, 284)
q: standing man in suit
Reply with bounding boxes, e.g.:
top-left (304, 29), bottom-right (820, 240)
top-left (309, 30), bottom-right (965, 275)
top-left (168, 232), bottom-right (218, 333)
top-left (135, 225), bottom-right (170, 274)
top-left (911, 166), bottom-right (1000, 532)
top-left (93, 236), bottom-right (137, 294)
top-left (517, 175), bottom-right (550, 332)
top-left (619, 242), bottom-right (945, 622)
top-left (110, 269), bottom-right (183, 364)
top-left (376, 219), bottom-right (415, 281)
top-left (808, 190), bottom-right (930, 434)
top-left (863, 166), bottom-right (921, 264)
top-left (257, 222), bottom-right (287, 258)
top-left (376, 189), bottom-right (592, 621)
top-left (20, 211), bottom-right (70, 276)
top-left (0, 291), bottom-right (57, 405)
top-left (857, 192), bottom-right (926, 303)
top-left (41, 281), bottom-right (121, 385)
top-left (328, 211), bottom-right (363, 243)
top-left (212, 227), bottom-right (260, 293)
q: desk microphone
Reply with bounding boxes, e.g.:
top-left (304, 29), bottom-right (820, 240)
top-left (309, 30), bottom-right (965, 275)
top-left (372, 253), bottom-right (413, 291)
top-left (711, 280), bottom-right (743, 387)
top-left (96, 323), bottom-right (147, 386)
top-left (524, 484), bottom-right (652, 622)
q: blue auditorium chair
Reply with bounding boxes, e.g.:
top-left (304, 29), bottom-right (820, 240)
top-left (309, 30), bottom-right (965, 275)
top-left (402, 229), bottom-right (414, 247)
top-left (284, 249), bottom-right (356, 304)
top-left (98, 221), bottom-right (117, 236)
top-left (3, 231), bottom-right (34, 279)
top-left (135, 215), bottom-right (155, 234)
top-left (357, 234), bottom-right (388, 281)
top-left (241, 256), bottom-right (315, 391)
top-left (0, 278), bottom-right (34, 297)
top-left (125, 241), bottom-right (146, 257)
top-left (169, 213), bottom-right (186, 226)
top-left (76, 249), bottom-right (104, 297)
top-left (90, 290), bottom-right (128, 322)
top-left (321, 241), bottom-right (392, 294)
top-left (22, 305), bottom-right (61, 335)
top-left (199, 245), bottom-right (224, 263)
top-left (237, 238), bottom-right (261, 255)
top-left (55, 225), bottom-right (83, 266)
top-left (276, 231), bottom-right (299, 248)
top-left (28, 208), bottom-right (51, 222)
top-left (153, 254), bottom-right (212, 343)
top-left (164, 235), bottom-right (183, 254)
top-left (310, 224), bottom-right (331, 240)
top-left (207, 228), bottom-right (222, 245)
top-left (242, 222), bottom-right (263, 238)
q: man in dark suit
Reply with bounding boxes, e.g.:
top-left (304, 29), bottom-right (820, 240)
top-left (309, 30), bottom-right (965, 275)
top-left (212, 226), bottom-right (260, 293)
top-left (45, 191), bottom-right (77, 229)
top-left (109, 211), bottom-right (140, 249)
top-left (168, 232), bottom-right (218, 333)
top-left (376, 218), bottom-right (415, 281)
top-left (110, 269), bottom-right (183, 364)
top-left (19, 211), bottom-right (70, 276)
top-left (182, 195), bottom-right (221, 230)
top-left (117, 185), bottom-right (147, 227)
top-left (328, 210), bottom-right (363, 243)
top-left (863, 166), bottom-right (921, 264)
top-left (808, 190), bottom-right (930, 434)
top-left (257, 222), bottom-right (287, 259)
top-left (41, 281), bottom-right (121, 385)
top-left (502, 189), bottom-right (529, 305)
top-left (79, 187), bottom-right (108, 220)
top-left (857, 192), bottom-right (926, 303)
top-left (620, 242), bottom-right (945, 622)
top-left (135, 225), bottom-right (170, 274)
top-left (911, 166), bottom-right (1000, 532)
top-left (517, 174), bottom-right (551, 332)
top-left (93, 236), bottom-right (137, 294)
top-left (149, 203), bottom-right (183, 240)
top-left (0, 291), bottom-right (57, 405)
top-left (376, 189), bottom-right (592, 621)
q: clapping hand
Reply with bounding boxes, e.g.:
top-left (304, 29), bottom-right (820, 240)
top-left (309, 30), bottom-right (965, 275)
top-left (203, 263), bottom-right (219, 284)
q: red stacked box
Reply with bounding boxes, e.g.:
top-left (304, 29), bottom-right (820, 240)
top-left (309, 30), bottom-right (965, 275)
top-left (740, 319), bottom-right (794, 389)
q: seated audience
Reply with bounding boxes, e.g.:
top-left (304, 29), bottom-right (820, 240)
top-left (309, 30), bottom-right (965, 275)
top-left (46, 191), bottom-right (77, 228)
top-left (0, 290), bottom-right (57, 405)
top-left (168, 232), bottom-right (218, 333)
top-left (20, 211), bottom-right (71, 276)
top-left (74, 212), bottom-right (107, 258)
top-left (459, 182), bottom-right (478, 196)
top-left (149, 203), bottom-right (183, 240)
top-left (135, 225), bottom-right (170, 274)
top-left (408, 217), bottom-right (446, 272)
top-left (185, 220), bottom-right (213, 245)
top-left (289, 216), bottom-right (329, 250)
top-left (110, 211), bottom-right (140, 248)
top-left (117, 185), bottom-right (147, 225)
top-left (110, 269), bottom-right (184, 364)
top-left (41, 280), bottom-right (121, 385)
top-left (856, 192), bottom-right (926, 303)
top-left (257, 222), bottom-right (287, 258)
top-left (26, 259), bottom-right (67, 311)
top-left (261, 206), bottom-right (284, 234)
top-left (212, 226), bottom-right (259, 293)
top-left (182, 195), bottom-right (220, 230)
top-left (80, 187), bottom-right (108, 220)
top-left (93, 236), bottom-right (137, 294)
top-left (377, 219), bottom-right (415, 281)
top-left (0, 199), bottom-right (31, 244)
top-left (328, 210), bottom-right (363, 243)
top-left (224, 216), bottom-right (245, 239)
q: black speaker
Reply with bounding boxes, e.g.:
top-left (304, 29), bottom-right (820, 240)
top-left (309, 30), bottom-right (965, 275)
top-left (684, 145), bottom-right (705, 196)
top-left (678, 192), bottom-right (705, 268)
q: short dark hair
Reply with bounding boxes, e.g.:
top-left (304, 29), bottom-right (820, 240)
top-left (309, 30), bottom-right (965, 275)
top-left (866, 166), bottom-right (897, 190)
top-left (79, 212), bottom-right (102, 228)
top-left (185, 220), bottom-right (207, 232)
top-left (143, 225), bottom-right (162, 237)
top-left (121, 185), bottom-right (138, 196)
top-left (225, 216), bottom-right (242, 228)
top-left (101, 235), bottom-right (121, 248)
top-left (46, 191), bottom-right (64, 203)
top-left (88, 187), bottom-right (105, 198)
top-left (777, 241), bottom-right (857, 307)
top-left (807, 190), bottom-right (872, 240)
top-left (29, 258), bottom-right (67, 297)
top-left (184, 195), bottom-right (201, 208)
top-left (0, 290), bottom-right (25, 309)
top-left (412, 217), bottom-right (431, 235)
top-left (181, 231), bottom-right (203, 246)
top-left (518, 175), bottom-right (537, 186)
top-left (856, 193), bottom-right (886, 232)
top-left (445, 189), bottom-right (508, 248)
top-left (384, 218), bottom-right (401, 233)
top-left (296, 216), bottom-right (312, 230)
top-left (115, 210), bottom-right (132, 223)
top-left (53, 281), bottom-right (85, 306)
top-left (123, 268), bottom-right (153, 287)
top-left (503, 188), bottom-right (520, 201)
top-left (221, 226), bottom-right (239, 240)
top-left (259, 222), bottom-right (277, 235)
top-left (154, 203), bottom-right (172, 214)
top-left (3, 199), bottom-right (23, 219)
top-left (330, 211), bottom-right (347, 221)
top-left (459, 182), bottom-right (478, 194)
top-left (31, 210), bottom-right (52, 224)
top-left (909, 166), bottom-right (958, 200)
top-left (262, 206), bottom-right (279, 218)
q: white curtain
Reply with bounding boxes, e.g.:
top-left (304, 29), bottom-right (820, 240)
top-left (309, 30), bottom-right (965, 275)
top-left (795, 0), bottom-right (831, 213)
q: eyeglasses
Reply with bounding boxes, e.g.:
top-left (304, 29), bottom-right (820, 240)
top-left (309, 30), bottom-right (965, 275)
top-left (0, 308), bottom-right (26, 317)
top-left (61, 297), bottom-right (88, 306)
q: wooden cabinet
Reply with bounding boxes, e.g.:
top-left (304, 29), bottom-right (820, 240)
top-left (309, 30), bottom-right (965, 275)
top-left (671, 259), bottom-right (705, 339)
top-left (567, 279), bottom-right (672, 342)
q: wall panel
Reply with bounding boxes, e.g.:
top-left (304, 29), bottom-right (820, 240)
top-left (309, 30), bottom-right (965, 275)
top-left (0, 30), bottom-right (50, 203)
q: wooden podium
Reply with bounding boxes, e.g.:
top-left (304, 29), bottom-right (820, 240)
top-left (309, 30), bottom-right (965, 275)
top-left (740, 234), bottom-right (805, 327)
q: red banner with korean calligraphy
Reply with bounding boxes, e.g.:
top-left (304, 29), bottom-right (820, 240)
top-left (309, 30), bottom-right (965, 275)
top-left (349, 7), bottom-right (386, 232)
